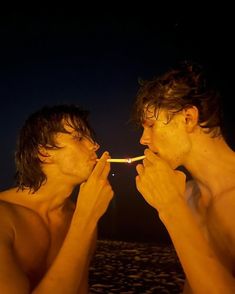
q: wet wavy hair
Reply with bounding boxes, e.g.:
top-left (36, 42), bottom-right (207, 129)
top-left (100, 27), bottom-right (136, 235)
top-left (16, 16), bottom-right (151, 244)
top-left (133, 61), bottom-right (223, 138)
top-left (15, 104), bottom-right (95, 193)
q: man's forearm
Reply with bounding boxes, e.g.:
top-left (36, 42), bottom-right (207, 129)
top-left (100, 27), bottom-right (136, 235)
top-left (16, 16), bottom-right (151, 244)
top-left (160, 199), bottom-right (235, 294)
top-left (77, 226), bottom-right (98, 294)
top-left (32, 213), bottom-right (97, 294)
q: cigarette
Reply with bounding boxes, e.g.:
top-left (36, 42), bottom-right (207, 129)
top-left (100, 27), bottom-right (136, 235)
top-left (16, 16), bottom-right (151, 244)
top-left (96, 155), bottom-right (145, 163)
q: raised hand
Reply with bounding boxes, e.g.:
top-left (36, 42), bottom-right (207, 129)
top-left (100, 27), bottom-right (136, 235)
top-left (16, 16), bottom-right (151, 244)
top-left (76, 151), bottom-right (114, 222)
top-left (136, 149), bottom-right (186, 213)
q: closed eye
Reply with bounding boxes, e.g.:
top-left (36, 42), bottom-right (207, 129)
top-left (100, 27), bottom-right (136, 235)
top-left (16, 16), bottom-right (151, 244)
top-left (142, 120), bottom-right (155, 129)
top-left (72, 135), bottom-right (83, 141)
top-left (144, 123), bottom-right (154, 129)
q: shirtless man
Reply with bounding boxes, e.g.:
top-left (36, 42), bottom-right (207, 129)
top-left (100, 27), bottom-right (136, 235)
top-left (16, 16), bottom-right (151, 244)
top-left (0, 104), bottom-right (113, 293)
top-left (133, 62), bottom-right (235, 293)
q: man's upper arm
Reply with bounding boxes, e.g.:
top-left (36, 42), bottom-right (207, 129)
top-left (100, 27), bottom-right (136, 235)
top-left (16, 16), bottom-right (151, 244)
top-left (0, 207), bottom-right (30, 293)
top-left (183, 279), bottom-right (193, 294)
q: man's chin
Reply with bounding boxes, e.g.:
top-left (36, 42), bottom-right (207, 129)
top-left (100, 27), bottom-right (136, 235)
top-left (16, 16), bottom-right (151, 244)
top-left (168, 160), bottom-right (180, 170)
top-left (87, 166), bottom-right (95, 177)
top-left (158, 155), bottom-right (177, 169)
top-left (76, 171), bottom-right (93, 184)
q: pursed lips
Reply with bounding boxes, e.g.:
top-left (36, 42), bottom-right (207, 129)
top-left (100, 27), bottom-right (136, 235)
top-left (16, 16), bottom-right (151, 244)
top-left (90, 156), bottom-right (98, 162)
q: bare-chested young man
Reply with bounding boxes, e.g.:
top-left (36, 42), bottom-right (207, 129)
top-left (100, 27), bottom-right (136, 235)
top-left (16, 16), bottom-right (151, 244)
top-left (133, 62), bottom-right (235, 293)
top-left (0, 104), bottom-right (113, 293)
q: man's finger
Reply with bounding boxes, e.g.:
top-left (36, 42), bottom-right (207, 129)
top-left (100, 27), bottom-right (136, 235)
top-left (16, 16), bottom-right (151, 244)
top-left (136, 163), bottom-right (144, 175)
top-left (143, 157), bottom-right (152, 167)
top-left (144, 148), bottom-right (159, 164)
top-left (91, 151), bottom-right (110, 177)
top-left (100, 160), bottom-right (111, 180)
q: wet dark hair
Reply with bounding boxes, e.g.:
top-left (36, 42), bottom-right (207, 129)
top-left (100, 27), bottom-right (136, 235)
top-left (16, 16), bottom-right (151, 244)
top-left (15, 104), bottom-right (95, 193)
top-left (133, 61), bottom-right (223, 138)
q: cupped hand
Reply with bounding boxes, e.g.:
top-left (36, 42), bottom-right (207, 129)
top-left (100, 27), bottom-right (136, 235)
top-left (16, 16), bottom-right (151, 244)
top-left (136, 149), bottom-right (186, 213)
top-left (76, 151), bottom-right (114, 222)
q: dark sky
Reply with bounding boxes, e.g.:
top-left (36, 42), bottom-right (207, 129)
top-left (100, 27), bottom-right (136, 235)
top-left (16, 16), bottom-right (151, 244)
top-left (0, 7), bottom-right (234, 242)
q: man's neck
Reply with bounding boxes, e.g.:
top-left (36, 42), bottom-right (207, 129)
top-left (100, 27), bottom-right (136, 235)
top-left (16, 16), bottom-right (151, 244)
top-left (17, 180), bottom-right (76, 217)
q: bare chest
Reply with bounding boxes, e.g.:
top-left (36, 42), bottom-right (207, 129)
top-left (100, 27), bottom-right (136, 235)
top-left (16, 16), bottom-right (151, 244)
top-left (190, 198), bottom-right (235, 273)
top-left (13, 211), bottom-right (72, 286)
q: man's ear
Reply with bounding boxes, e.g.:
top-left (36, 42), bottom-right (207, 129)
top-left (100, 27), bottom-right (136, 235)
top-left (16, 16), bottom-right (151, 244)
top-left (38, 145), bottom-right (54, 163)
top-left (182, 106), bottom-right (199, 132)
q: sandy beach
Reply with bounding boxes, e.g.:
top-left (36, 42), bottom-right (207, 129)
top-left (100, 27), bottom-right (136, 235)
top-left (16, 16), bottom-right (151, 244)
top-left (89, 239), bottom-right (185, 293)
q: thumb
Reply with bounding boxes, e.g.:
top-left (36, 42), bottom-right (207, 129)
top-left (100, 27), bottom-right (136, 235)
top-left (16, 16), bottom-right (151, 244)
top-left (175, 170), bottom-right (186, 181)
top-left (79, 182), bottom-right (86, 191)
top-left (175, 170), bottom-right (186, 192)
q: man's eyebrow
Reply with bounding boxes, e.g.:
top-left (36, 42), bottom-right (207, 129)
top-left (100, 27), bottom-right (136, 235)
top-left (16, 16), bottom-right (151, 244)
top-left (142, 117), bottom-right (156, 125)
top-left (143, 116), bottom-right (155, 122)
top-left (142, 120), bottom-right (150, 125)
top-left (70, 129), bottom-right (80, 134)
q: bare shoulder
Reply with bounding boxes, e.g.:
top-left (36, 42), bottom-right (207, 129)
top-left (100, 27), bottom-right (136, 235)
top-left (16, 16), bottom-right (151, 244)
top-left (0, 189), bottom-right (22, 223)
top-left (0, 191), bottom-right (45, 292)
top-left (0, 188), bottom-right (33, 214)
top-left (0, 199), bottom-right (44, 242)
top-left (0, 200), bottom-right (17, 241)
top-left (0, 189), bottom-right (46, 236)
top-left (211, 188), bottom-right (235, 220)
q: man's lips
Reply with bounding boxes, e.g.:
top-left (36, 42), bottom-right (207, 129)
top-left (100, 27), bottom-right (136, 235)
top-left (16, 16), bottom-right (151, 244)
top-left (90, 157), bottom-right (98, 161)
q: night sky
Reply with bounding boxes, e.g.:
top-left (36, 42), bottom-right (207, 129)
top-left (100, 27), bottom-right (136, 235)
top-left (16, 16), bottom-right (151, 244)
top-left (0, 7), bottom-right (234, 243)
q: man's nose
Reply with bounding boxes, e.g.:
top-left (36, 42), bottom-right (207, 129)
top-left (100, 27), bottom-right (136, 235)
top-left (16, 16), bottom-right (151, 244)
top-left (92, 141), bottom-right (100, 151)
top-left (87, 137), bottom-right (100, 151)
top-left (140, 130), bottom-right (150, 146)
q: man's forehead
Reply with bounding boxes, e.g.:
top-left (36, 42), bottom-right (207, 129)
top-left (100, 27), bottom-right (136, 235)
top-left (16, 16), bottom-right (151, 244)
top-left (55, 126), bottom-right (81, 141)
top-left (142, 105), bottom-right (157, 120)
top-left (63, 120), bottom-right (92, 137)
top-left (62, 122), bottom-right (76, 133)
top-left (62, 117), bottom-right (86, 131)
top-left (52, 123), bottom-right (81, 139)
top-left (142, 105), bottom-right (170, 125)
